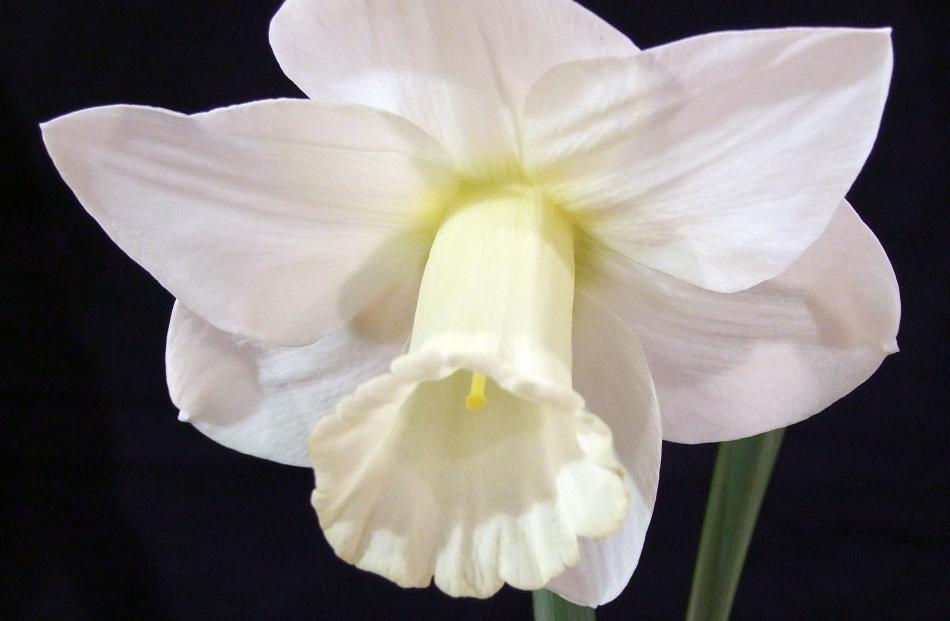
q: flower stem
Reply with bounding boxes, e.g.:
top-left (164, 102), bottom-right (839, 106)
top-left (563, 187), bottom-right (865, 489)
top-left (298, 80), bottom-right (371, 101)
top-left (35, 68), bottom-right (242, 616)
top-left (532, 589), bottom-right (594, 621)
top-left (685, 429), bottom-right (785, 621)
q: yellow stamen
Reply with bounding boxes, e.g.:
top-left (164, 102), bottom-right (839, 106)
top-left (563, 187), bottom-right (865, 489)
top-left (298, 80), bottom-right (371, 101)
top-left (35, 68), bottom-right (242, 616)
top-left (465, 372), bottom-right (487, 412)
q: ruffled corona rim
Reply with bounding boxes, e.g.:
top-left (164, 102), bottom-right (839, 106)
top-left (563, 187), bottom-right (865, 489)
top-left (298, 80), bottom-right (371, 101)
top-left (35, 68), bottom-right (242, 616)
top-left (309, 349), bottom-right (629, 597)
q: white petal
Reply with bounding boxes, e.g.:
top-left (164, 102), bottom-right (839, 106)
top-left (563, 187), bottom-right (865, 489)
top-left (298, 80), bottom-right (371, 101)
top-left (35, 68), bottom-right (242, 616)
top-left (546, 292), bottom-right (661, 606)
top-left (269, 0), bottom-right (635, 169)
top-left (525, 28), bottom-right (893, 292)
top-left (166, 270), bottom-right (419, 466)
top-left (42, 100), bottom-right (449, 346)
top-left (579, 200), bottom-right (900, 443)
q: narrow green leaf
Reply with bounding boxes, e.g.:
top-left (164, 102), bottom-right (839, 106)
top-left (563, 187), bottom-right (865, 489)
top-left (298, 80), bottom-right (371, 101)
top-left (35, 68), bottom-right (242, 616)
top-left (685, 429), bottom-right (785, 621)
top-left (532, 589), bottom-right (595, 621)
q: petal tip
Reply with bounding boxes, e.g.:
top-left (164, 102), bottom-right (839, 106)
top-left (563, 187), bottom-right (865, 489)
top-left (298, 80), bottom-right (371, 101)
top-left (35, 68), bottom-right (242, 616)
top-left (38, 114), bottom-right (72, 151)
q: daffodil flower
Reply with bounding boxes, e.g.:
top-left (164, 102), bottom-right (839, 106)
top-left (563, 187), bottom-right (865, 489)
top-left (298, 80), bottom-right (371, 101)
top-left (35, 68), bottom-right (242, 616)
top-left (41, 0), bottom-right (899, 606)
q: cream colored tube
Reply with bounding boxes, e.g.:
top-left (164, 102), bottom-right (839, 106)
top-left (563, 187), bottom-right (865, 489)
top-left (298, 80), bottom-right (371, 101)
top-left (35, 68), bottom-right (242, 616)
top-left (410, 186), bottom-right (576, 398)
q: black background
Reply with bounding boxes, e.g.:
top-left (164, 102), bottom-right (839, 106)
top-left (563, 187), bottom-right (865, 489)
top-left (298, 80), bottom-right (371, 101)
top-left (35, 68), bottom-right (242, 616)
top-left (2, 1), bottom-right (947, 619)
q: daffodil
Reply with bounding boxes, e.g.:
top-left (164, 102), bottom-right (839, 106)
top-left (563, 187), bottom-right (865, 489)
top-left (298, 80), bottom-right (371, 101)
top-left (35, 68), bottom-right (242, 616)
top-left (41, 0), bottom-right (899, 606)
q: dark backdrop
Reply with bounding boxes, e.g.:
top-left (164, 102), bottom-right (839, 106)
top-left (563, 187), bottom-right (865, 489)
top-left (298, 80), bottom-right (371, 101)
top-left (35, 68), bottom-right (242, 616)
top-left (2, 1), bottom-right (947, 619)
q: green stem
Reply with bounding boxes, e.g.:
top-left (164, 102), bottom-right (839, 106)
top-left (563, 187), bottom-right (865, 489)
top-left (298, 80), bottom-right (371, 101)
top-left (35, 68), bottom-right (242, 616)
top-left (685, 429), bottom-right (785, 621)
top-left (532, 589), bottom-right (595, 621)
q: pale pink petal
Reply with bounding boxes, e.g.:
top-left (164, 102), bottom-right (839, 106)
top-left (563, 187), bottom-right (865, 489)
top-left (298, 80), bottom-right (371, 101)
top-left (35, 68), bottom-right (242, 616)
top-left (166, 271), bottom-right (420, 466)
top-left (579, 200), bottom-right (900, 442)
top-left (42, 100), bottom-right (448, 345)
top-left (526, 28), bottom-right (893, 292)
top-left (270, 0), bottom-right (636, 168)
top-left (546, 292), bottom-right (662, 605)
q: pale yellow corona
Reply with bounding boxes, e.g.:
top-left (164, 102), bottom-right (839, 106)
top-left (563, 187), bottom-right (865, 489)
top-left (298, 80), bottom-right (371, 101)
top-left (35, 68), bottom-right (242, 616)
top-left (308, 183), bottom-right (630, 597)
